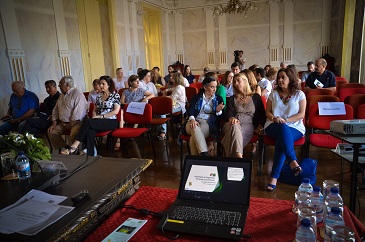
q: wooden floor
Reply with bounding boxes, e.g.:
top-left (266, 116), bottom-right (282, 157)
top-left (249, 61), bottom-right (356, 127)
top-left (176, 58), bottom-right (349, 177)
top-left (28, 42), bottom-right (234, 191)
top-left (103, 129), bottom-right (365, 225)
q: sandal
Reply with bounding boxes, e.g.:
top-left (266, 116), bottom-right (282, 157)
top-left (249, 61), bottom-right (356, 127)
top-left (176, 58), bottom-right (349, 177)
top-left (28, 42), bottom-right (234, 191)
top-left (292, 166), bottom-right (303, 176)
top-left (267, 183), bottom-right (276, 192)
top-left (60, 145), bottom-right (79, 155)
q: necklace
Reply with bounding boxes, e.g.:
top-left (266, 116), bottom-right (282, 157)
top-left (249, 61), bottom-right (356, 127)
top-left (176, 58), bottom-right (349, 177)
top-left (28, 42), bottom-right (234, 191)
top-left (237, 94), bottom-right (247, 108)
top-left (279, 92), bottom-right (292, 105)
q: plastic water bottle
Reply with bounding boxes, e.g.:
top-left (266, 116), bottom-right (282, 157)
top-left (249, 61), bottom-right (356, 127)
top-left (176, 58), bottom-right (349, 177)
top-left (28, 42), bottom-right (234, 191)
top-left (324, 187), bottom-right (343, 220)
top-left (298, 178), bottom-right (313, 193)
top-left (324, 207), bottom-right (344, 241)
top-left (295, 218), bottom-right (316, 242)
top-left (15, 152), bottom-right (31, 179)
top-left (310, 186), bottom-right (324, 223)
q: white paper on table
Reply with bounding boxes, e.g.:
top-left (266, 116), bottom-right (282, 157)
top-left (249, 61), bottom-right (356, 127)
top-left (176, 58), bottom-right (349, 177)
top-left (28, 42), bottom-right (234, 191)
top-left (318, 102), bottom-right (346, 115)
top-left (0, 190), bottom-right (73, 236)
top-left (126, 102), bottom-right (146, 115)
top-left (0, 189), bottom-right (67, 213)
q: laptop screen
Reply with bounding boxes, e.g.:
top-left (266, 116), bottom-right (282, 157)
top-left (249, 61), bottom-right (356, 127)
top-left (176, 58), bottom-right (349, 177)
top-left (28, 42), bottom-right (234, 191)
top-left (178, 155), bottom-right (252, 206)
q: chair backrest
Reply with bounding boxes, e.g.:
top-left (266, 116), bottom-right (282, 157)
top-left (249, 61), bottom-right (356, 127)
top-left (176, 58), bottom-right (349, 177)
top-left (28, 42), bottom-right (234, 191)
top-left (185, 86), bottom-right (198, 103)
top-left (298, 71), bottom-right (304, 79)
top-left (305, 88), bottom-right (334, 98)
top-left (335, 76), bottom-right (347, 82)
top-left (190, 82), bottom-right (203, 90)
top-left (305, 95), bottom-right (340, 119)
top-left (338, 87), bottom-right (365, 102)
top-left (335, 79), bottom-right (348, 93)
top-left (260, 95), bottom-right (267, 110)
top-left (123, 103), bottom-right (152, 125)
top-left (148, 96), bottom-right (173, 115)
top-left (118, 88), bottom-right (129, 97)
top-left (344, 94), bottom-right (365, 118)
top-left (337, 83), bottom-right (365, 95)
top-left (88, 102), bottom-right (94, 118)
top-left (83, 92), bottom-right (89, 100)
top-left (308, 103), bottom-right (353, 130)
top-left (358, 103), bottom-right (365, 119)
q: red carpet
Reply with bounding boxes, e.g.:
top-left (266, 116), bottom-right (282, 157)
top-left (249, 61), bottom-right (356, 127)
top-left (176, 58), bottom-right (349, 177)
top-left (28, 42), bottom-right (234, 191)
top-left (85, 186), bottom-right (364, 242)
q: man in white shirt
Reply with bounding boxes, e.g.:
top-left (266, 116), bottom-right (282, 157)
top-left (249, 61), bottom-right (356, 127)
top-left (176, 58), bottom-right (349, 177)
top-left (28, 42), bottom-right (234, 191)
top-left (255, 67), bottom-right (272, 101)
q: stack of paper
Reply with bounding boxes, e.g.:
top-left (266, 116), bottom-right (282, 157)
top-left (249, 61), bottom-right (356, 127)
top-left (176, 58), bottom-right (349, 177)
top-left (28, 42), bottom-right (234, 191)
top-left (0, 190), bottom-right (74, 236)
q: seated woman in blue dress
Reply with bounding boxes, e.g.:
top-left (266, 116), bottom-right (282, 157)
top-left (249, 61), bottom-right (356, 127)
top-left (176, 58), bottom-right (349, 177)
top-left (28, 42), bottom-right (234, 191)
top-left (184, 76), bottom-right (225, 156)
top-left (60, 75), bottom-right (121, 156)
top-left (264, 68), bottom-right (306, 191)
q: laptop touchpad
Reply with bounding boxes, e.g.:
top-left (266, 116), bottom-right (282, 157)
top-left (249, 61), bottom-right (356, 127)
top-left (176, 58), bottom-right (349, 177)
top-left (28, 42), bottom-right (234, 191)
top-left (189, 223), bottom-right (208, 233)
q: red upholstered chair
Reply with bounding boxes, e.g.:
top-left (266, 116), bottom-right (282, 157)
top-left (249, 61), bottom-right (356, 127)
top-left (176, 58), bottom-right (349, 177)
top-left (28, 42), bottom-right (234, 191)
top-left (83, 92), bottom-right (89, 100)
top-left (305, 89), bottom-right (334, 98)
top-left (111, 104), bottom-right (155, 158)
top-left (358, 103), bottom-right (365, 119)
top-left (118, 88), bottom-right (129, 97)
top-left (298, 71), bottom-right (304, 79)
top-left (344, 94), bottom-right (365, 118)
top-left (335, 78), bottom-right (348, 95)
top-left (86, 102), bottom-right (122, 156)
top-left (338, 87), bottom-right (365, 102)
top-left (189, 82), bottom-right (203, 90)
top-left (305, 95), bottom-right (340, 126)
top-left (307, 103), bottom-right (353, 156)
top-left (149, 97), bottom-right (172, 159)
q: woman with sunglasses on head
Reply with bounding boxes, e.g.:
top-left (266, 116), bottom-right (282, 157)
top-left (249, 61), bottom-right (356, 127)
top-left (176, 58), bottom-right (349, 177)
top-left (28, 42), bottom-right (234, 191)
top-left (183, 76), bottom-right (225, 156)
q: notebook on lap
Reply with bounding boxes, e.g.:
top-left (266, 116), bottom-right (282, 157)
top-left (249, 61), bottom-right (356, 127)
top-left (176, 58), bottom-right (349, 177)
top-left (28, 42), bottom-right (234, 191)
top-left (157, 155), bottom-right (252, 240)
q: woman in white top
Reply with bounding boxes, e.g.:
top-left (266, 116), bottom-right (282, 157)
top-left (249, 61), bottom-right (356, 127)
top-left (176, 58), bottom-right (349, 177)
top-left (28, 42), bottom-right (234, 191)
top-left (163, 72), bottom-right (186, 114)
top-left (264, 68), bottom-right (306, 191)
top-left (113, 68), bottom-right (128, 91)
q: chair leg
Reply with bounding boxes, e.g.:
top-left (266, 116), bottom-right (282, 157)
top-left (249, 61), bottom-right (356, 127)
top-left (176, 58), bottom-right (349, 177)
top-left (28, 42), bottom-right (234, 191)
top-left (148, 132), bottom-right (156, 161)
top-left (257, 136), bottom-right (264, 176)
top-left (165, 128), bottom-right (169, 161)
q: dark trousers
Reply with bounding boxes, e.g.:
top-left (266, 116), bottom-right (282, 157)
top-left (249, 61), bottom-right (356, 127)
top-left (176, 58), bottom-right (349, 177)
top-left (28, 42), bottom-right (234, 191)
top-left (25, 117), bottom-right (52, 136)
top-left (76, 118), bottom-right (119, 156)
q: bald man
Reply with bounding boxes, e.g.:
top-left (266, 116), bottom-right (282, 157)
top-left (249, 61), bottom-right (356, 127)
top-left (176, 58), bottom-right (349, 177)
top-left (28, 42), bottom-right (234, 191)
top-left (0, 81), bottom-right (39, 135)
top-left (305, 58), bottom-right (336, 91)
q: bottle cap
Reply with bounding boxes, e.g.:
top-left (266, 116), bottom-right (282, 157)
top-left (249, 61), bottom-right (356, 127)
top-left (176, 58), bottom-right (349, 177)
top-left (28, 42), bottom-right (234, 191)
top-left (301, 218), bottom-right (311, 227)
top-left (302, 178), bottom-right (310, 183)
top-left (331, 207), bottom-right (341, 214)
top-left (330, 187), bottom-right (339, 194)
top-left (313, 186), bottom-right (321, 192)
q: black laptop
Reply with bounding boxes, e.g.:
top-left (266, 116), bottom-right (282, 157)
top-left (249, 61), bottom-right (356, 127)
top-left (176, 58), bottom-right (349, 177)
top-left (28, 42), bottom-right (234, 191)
top-left (157, 155), bottom-right (252, 240)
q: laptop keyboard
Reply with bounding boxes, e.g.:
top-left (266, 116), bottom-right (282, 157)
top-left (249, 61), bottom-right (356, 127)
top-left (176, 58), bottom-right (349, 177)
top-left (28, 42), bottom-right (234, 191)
top-left (170, 206), bottom-right (241, 227)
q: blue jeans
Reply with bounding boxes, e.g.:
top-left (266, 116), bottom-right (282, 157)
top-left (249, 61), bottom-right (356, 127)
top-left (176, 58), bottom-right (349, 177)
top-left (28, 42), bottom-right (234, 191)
top-left (265, 123), bottom-right (303, 179)
top-left (0, 121), bottom-right (25, 135)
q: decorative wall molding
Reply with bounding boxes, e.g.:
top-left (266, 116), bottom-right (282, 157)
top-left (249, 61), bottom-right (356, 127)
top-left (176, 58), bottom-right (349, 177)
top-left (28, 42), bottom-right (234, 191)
top-left (175, 50), bottom-right (184, 64)
top-left (282, 44), bottom-right (292, 63)
top-left (7, 49), bottom-right (27, 83)
top-left (218, 49), bottom-right (228, 70)
top-left (58, 50), bottom-right (71, 76)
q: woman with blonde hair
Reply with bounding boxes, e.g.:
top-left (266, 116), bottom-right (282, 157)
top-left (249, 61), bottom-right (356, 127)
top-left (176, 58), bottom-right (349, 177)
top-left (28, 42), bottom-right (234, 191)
top-left (241, 69), bottom-right (261, 95)
top-left (221, 73), bottom-right (266, 158)
top-left (266, 67), bottom-right (278, 89)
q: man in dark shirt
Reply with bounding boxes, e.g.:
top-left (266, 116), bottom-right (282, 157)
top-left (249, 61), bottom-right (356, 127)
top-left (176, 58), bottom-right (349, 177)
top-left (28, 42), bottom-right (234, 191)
top-left (24, 80), bottom-right (60, 136)
top-left (305, 58), bottom-right (336, 91)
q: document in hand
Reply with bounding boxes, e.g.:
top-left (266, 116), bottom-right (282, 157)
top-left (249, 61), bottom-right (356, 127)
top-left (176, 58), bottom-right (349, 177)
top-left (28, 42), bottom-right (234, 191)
top-left (0, 189), bottom-right (74, 236)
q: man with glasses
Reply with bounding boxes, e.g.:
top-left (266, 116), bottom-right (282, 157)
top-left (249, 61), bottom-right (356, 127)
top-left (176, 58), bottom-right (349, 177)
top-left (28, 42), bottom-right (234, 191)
top-left (0, 81), bottom-right (39, 135)
top-left (198, 67), bottom-right (210, 83)
top-left (48, 76), bottom-right (88, 152)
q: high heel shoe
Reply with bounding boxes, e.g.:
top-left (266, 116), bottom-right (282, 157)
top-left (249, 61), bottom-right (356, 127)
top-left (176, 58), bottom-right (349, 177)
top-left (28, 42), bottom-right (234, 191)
top-left (60, 145), bottom-right (79, 155)
top-left (292, 166), bottom-right (303, 176)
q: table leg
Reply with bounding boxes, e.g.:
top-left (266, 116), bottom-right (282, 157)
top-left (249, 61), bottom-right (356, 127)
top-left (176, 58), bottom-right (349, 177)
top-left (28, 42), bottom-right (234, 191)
top-left (349, 144), bottom-right (360, 213)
